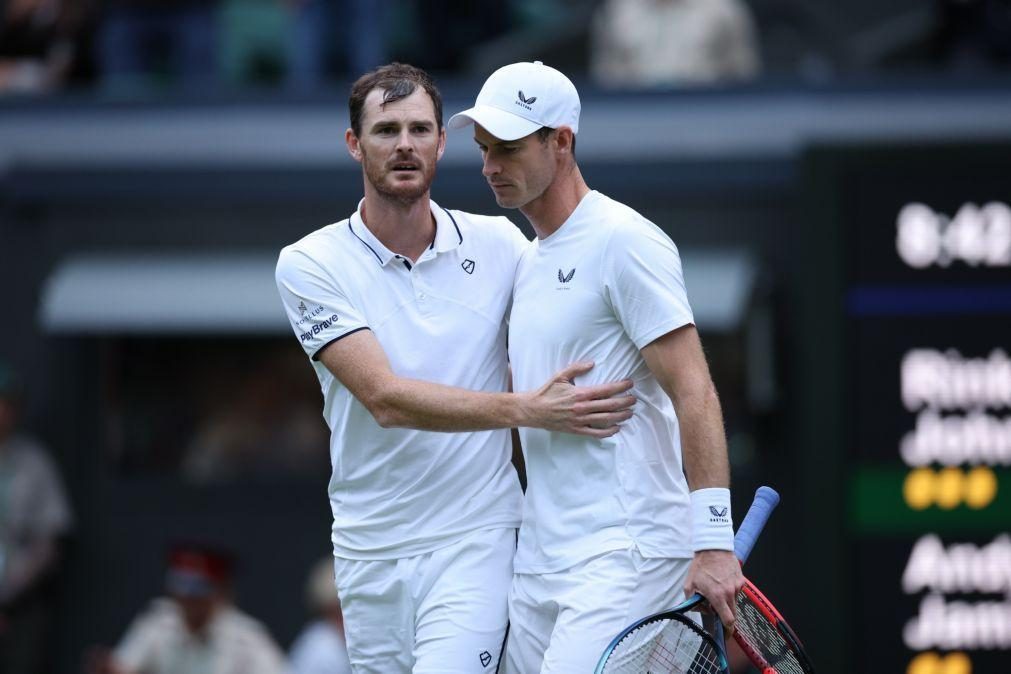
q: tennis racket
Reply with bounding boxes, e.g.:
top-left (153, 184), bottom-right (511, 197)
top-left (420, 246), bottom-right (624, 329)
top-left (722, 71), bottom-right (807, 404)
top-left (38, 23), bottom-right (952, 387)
top-left (732, 579), bottom-right (815, 674)
top-left (594, 486), bottom-right (780, 674)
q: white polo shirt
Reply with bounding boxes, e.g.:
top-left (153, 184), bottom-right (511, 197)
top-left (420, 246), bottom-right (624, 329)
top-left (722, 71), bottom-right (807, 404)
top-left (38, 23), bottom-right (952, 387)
top-left (508, 190), bottom-right (695, 574)
top-left (276, 199), bottom-right (529, 560)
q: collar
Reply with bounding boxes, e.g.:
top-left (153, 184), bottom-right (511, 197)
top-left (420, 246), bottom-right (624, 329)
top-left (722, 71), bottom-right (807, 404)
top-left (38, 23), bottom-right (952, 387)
top-left (347, 199), bottom-right (463, 267)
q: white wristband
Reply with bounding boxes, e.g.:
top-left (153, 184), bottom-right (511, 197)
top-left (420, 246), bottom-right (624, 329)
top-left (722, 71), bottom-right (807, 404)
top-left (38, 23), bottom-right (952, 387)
top-left (690, 487), bottom-right (734, 552)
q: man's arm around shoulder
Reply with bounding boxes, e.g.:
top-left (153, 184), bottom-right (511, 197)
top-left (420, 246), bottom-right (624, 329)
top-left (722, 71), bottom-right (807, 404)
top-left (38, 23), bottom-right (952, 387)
top-left (319, 330), bottom-right (635, 438)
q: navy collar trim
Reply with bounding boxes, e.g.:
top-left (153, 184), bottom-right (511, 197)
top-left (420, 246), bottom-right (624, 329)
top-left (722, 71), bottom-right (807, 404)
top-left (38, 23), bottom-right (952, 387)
top-left (348, 203), bottom-right (463, 265)
top-left (348, 222), bottom-right (384, 265)
top-left (442, 207), bottom-right (463, 245)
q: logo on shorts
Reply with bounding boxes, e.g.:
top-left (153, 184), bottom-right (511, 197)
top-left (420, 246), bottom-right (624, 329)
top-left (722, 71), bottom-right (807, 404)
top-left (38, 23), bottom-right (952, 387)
top-left (479, 651), bottom-right (492, 667)
top-left (516, 91), bottom-right (537, 110)
top-left (558, 268), bottom-right (575, 283)
top-left (462, 259), bottom-right (476, 275)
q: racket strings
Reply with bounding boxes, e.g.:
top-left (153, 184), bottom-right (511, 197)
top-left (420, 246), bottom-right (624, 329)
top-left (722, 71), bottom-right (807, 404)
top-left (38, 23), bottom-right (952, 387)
top-left (734, 593), bottom-right (807, 674)
top-left (602, 616), bottom-right (725, 674)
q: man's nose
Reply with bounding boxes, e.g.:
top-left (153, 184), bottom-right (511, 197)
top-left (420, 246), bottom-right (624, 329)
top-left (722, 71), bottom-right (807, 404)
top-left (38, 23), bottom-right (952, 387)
top-left (482, 154), bottom-right (499, 177)
top-left (395, 129), bottom-right (414, 153)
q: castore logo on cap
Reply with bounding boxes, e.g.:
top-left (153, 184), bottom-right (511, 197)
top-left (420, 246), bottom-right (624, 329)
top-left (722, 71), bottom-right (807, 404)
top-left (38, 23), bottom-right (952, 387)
top-left (516, 91), bottom-right (537, 109)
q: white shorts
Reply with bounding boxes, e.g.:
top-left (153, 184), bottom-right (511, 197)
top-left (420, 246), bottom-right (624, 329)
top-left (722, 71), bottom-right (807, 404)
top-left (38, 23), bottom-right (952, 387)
top-left (503, 548), bottom-right (691, 674)
top-left (333, 527), bottom-right (515, 674)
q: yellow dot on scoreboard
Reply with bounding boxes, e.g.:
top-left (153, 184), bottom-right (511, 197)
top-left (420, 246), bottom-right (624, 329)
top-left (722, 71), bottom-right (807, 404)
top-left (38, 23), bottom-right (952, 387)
top-left (908, 652), bottom-right (941, 674)
top-left (904, 468), bottom-right (936, 510)
top-left (941, 652), bottom-right (972, 674)
top-left (935, 467), bottom-right (964, 510)
top-left (964, 466), bottom-right (997, 510)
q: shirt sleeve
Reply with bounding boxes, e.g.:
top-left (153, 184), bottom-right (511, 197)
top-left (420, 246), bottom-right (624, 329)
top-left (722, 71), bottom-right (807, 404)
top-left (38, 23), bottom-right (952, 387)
top-left (112, 602), bottom-right (165, 672)
top-left (602, 220), bottom-right (695, 349)
top-left (275, 245), bottom-right (369, 361)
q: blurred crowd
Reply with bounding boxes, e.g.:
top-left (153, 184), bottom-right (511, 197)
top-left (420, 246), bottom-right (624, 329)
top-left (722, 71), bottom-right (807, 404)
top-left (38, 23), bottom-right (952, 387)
top-left (0, 0), bottom-right (522, 94)
top-left (0, 359), bottom-right (349, 674)
top-left (3, 0), bottom-right (1011, 96)
top-left (85, 547), bottom-right (351, 674)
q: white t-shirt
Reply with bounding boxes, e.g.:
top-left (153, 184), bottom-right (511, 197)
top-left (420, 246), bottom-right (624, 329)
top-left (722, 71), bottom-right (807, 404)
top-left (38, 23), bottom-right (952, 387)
top-left (276, 200), bottom-right (529, 560)
top-left (508, 191), bottom-right (695, 574)
top-left (113, 599), bottom-right (286, 674)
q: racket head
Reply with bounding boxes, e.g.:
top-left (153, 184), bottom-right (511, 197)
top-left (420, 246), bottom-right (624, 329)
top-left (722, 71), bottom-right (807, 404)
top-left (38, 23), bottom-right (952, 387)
top-left (733, 579), bottom-right (816, 674)
top-left (595, 610), bottom-right (729, 674)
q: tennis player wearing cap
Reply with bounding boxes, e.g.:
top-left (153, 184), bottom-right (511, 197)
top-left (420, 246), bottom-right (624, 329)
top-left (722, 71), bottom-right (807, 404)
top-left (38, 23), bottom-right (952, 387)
top-left (449, 62), bottom-right (745, 673)
top-left (275, 63), bottom-right (637, 673)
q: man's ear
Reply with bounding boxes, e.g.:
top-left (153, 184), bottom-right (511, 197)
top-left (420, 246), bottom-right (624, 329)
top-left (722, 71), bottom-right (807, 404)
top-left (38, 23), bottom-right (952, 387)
top-left (346, 128), bottom-right (363, 163)
top-left (436, 127), bottom-right (447, 161)
top-left (555, 126), bottom-right (575, 155)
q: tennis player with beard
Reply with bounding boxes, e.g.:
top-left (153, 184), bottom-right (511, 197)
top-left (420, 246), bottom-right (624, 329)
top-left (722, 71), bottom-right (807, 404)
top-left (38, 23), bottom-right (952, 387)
top-left (274, 63), bottom-right (636, 674)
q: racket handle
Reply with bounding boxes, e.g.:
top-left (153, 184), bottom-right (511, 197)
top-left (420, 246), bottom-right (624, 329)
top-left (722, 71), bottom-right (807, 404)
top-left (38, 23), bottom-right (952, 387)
top-left (733, 486), bottom-right (780, 563)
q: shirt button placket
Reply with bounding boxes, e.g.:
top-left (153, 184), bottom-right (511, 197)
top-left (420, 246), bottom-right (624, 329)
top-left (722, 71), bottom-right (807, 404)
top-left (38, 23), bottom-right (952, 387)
top-left (413, 268), bottom-right (426, 304)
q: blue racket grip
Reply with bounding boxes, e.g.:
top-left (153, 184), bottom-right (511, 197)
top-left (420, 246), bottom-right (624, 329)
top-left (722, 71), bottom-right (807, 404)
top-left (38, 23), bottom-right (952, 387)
top-left (733, 486), bottom-right (779, 563)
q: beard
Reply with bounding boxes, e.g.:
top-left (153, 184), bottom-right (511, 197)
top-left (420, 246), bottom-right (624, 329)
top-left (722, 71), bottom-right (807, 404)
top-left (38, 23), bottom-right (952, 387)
top-left (362, 148), bottom-right (437, 205)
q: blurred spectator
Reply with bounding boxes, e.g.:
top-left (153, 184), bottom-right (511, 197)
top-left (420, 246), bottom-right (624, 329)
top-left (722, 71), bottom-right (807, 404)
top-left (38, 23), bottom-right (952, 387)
top-left (0, 0), bottom-right (93, 93)
top-left (590, 0), bottom-right (760, 87)
top-left (285, 0), bottom-right (388, 90)
top-left (103, 340), bottom-right (328, 479)
top-left (87, 545), bottom-right (286, 674)
top-left (220, 0), bottom-right (288, 86)
top-left (288, 558), bottom-right (350, 674)
top-left (96, 0), bottom-right (219, 90)
top-left (182, 354), bottom-right (328, 482)
top-left (0, 363), bottom-right (74, 674)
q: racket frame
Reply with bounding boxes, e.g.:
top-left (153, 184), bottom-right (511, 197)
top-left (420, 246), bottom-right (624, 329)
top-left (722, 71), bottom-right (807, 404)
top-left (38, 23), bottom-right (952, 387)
top-left (733, 579), bottom-right (816, 673)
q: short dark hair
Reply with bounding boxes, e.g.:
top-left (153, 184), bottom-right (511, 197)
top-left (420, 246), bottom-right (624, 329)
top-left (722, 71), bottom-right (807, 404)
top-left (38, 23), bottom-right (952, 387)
top-left (349, 63), bottom-right (443, 137)
top-left (537, 126), bottom-right (577, 157)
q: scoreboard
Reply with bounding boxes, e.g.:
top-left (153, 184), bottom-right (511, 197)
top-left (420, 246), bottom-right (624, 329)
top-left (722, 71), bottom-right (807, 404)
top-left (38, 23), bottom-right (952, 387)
top-left (814, 143), bottom-right (1011, 673)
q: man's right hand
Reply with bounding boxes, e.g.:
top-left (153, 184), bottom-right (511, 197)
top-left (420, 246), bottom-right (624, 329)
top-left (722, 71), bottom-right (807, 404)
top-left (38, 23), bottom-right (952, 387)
top-left (521, 361), bottom-right (635, 437)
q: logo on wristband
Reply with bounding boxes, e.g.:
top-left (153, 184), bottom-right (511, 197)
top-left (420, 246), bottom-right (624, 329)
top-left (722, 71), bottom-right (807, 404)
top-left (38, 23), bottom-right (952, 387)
top-left (708, 505), bottom-right (730, 523)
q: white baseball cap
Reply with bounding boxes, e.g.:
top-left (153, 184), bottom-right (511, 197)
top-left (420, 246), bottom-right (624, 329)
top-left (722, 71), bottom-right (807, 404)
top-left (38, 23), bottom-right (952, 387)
top-left (448, 61), bottom-right (580, 141)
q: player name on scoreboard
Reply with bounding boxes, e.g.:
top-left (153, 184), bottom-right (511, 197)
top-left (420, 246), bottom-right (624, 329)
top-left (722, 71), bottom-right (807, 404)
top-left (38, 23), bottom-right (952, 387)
top-left (891, 202), bottom-right (1011, 674)
top-left (900, 349), bottom-right (1011, 469)
top-left (902, 534), bottom-right (1011, 650)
